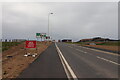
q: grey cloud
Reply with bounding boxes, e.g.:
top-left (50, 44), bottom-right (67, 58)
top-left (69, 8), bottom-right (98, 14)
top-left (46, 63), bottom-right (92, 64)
top-left (0, 4), bottom-right (2, 39)
top-left (2, 2), bottom-right (118, 41)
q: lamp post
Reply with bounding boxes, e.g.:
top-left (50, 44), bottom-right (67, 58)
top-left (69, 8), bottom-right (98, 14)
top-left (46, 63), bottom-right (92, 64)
top-left (48, 13), bottom-right (53, 39)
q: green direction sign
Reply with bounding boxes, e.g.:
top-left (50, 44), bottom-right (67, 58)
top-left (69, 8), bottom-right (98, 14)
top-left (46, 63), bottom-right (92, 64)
top-left (43, 35), bottom-right (46, 37)
top-left (36, 33), bottom-right (41, 37)
top-left (41, 33), bottom-right (46, 37)
top-left (36, 33), bottom-right (47, 38)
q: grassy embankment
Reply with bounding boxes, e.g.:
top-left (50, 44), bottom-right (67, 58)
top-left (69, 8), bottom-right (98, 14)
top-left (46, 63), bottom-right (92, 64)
top-left (2, 42), bottom-right (22, 52)
top-left (0, 42), bottom-right (2, 52)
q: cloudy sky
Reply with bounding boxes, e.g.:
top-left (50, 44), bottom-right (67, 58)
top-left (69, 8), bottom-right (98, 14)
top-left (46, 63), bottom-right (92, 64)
top-left (1, 2), bottom-right (118, 41)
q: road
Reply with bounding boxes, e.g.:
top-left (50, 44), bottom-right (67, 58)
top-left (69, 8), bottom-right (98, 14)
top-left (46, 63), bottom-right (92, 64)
top-left (19, 42), bottom-right (119, 79)
top-left (57, 42), bottom-right (118, 78)
top-left (19, 43), bottom-right (67, 78)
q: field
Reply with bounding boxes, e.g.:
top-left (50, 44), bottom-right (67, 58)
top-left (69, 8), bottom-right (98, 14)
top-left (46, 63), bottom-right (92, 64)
top-left (2, 42), bottom-right (22, 52)
top-left (0, 42), bottom-right (2, 52)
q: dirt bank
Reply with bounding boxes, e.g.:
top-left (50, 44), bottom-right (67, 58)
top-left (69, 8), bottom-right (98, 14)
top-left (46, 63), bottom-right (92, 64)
top-left (2, 41), bottom-right (51, 78)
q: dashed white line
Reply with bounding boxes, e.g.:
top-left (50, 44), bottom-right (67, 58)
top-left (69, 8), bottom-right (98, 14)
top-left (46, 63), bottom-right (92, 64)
top-left (75, 49), bottom-right (88, 54)
top-left (68, 46), bottom-right (73, 48)
top-left (97, 56), bottom-right (120, 65)
top-left (69, 45), bottom-right (119, 65)
top-left (68, 46), bottom-right (85, 53)
top-left (76, 49), bottom-right (80, 51)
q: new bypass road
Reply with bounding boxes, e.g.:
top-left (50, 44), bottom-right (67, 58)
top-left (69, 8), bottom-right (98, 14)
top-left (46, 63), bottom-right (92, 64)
top-left (19, 42), bottom-right (119, 79)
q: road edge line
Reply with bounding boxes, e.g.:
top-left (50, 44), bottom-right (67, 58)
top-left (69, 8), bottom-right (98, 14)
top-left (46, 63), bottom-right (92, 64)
top-left (55, 43), bottom-right (78, 80)
top-left (79, 46), bottom-right (120, 56)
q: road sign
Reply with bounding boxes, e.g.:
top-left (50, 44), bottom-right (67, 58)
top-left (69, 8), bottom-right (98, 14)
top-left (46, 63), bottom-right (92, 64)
top-left (46, 36), bottom-right (50, 39)
top-left (41, 33), bottom-right (46, 37)
top-left (36, 33), bottom-right (41, 38)
top-left (26, 41), bottom-right (36, 48)
top-left (36, 33), bottom-right (46, 38)
top-left (43, 34), bottom-right (47, 37)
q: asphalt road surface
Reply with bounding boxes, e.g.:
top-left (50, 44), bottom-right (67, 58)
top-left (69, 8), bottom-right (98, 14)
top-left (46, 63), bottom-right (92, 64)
top-left (19, 43), bottom-right (67, 78)
top-left (19, 42), bottom-right (119, 79)
top-left (57, 42), bottom-right (118, 78)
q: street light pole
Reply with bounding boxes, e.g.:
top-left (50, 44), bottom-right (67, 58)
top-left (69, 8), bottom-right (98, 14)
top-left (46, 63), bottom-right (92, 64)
top-left (48, 13), bottom-right (53, 38)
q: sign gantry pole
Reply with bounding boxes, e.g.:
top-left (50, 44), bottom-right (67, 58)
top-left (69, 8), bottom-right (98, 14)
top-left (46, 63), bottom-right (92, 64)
top-left (48, 13), bottom-right (53, 42)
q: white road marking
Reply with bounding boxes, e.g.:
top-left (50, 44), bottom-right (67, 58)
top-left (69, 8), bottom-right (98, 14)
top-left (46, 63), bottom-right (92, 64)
top-left (68, 46), bottom-right (73, 48)
top-left (84, 52), bottom-right (87, 53)
top-left (76, 49), bottom-right (88, 54)
top-left (97, 56), bottom-right (120, 65)
top-left (79, 46), bottom-right (120, 56)
top-left (76, 49), bottom-right (82, 52)
top-left (70, 45), bottom-right (119, 65)
top-left (68, 45), bottom-right (95, 56)
top-left (76, 49), bottom-right (81, 51)
top-left (55, 43), bottom-right (78, 80)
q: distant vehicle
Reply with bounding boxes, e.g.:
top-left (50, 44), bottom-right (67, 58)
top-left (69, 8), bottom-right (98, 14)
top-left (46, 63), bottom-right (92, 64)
top-left (89, 43), bottom-right (96, 45)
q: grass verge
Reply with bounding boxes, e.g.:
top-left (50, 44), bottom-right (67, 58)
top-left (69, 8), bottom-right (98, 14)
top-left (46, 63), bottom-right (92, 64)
top-left (2, 42), bottom-right (22, 52)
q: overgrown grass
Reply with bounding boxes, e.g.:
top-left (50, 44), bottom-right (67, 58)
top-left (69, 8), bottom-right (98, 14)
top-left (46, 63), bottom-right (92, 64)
top-left (0, 42), bottom-right (2, 53)
top-left (2, 42), bottom-right (22, 52)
